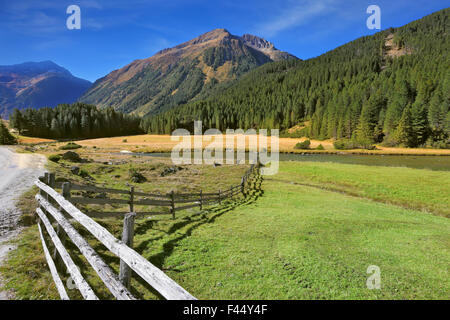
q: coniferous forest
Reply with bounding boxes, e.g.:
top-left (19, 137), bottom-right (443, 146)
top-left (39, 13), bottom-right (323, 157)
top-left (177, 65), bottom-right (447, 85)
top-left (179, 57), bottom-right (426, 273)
top-left (9, 103), bottom-right (143, 139)
top-left (0, 117), bottom-right (17, 145)
top-left (141, 9), bottom-right (449, 148)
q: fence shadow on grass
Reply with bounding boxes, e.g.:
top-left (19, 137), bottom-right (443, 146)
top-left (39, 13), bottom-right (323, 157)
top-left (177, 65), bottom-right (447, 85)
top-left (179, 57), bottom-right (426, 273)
top-left (35, 164), bottom-right (263, 300)
top-left (129, 175), bottom-right (264, 299)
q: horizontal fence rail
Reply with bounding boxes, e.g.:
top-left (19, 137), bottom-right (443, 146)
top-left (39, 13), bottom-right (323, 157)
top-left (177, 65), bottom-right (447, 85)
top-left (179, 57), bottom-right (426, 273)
top-left (46, 164), bottom-right (260, 219)
top-left (34, 163), bottom-right (261, 300)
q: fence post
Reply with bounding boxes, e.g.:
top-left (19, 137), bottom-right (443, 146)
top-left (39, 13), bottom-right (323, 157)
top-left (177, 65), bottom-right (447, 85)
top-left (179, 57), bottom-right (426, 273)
top-left (36, 173), bottom-right (49, 235)
top-left (199, 190), bottom-right (203, 211)
top-left (48, 173), bottom-right (55, 188)
top-left (119, 212), bottom-right (136, 289)
top-left (52, 182), bottom-right (71, 267)
top-left (129, 186), bottom-right (134, 213)
top-left (230, 186), bottom-right (233, 198)
top-left (170, 190), bottom-right (175, 220)
top-left (47, 173), bottom-right (55, 206)
top-left (62, 182), bottom-right (71, 199)
top-left (41, 172), bottom-right (49, 199)
top-left (241, 177), bottom-right (245, 196)
top-left (218, 189), bottom-right (222, 204)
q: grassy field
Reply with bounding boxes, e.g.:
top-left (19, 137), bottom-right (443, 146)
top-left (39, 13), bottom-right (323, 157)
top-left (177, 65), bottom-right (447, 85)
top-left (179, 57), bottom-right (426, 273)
top-left (271, 162), bottom-right (450, 217)
top-left (1, 151), bottom-right (449, 299)
top-left (71, 134), bottom-right (450, 155)
top-left (0, 152), bottom-right (251, 299)
top-left (162, 176), bottom-right (449, 299)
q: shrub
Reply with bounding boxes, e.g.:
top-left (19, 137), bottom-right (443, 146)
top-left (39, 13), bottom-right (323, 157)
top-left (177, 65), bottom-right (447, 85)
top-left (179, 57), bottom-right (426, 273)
top-left (79, 169), bottom-right (90, 178)
top-left (433, 141), bottom-right (450, 149)
top-left (59, 142), bottom-right (82, 150)
top-left (316, 144), bottom-right (325, 150)
top-left (334, 139), bottom-right (376, 150)
top-left (294, 140), bottom-right (311, 150)
top-left (334, 139), bottom-right (358, 150)
top-left (122, 139), bottom-right (128, 143)
top-left (426, 138), bottom-right (450, 149)
top-left (380, 137), bottom-right (398, 147)
top-left (129, 168), bottom-right (147, 183)
top-left (354, 138), bottom-right (376, 150)
top-left (62, 151), bottom-right (81, 162)
top-left (48, 154), bottom-right (61, 163)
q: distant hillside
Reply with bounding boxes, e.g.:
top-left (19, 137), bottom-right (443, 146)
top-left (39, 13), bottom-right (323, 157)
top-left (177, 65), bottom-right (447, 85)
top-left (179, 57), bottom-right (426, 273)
top-left (79, 29), bottom-right (298, 116)
top-left (142, 9), bottom-right (450, 149)
top-left (0, 61), bottom-right (92, 118)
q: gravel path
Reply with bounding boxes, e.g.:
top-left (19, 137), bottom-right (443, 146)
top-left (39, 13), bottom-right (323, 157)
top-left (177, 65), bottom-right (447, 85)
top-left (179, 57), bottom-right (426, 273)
top-left (0, 147), bottom-right (46, 300)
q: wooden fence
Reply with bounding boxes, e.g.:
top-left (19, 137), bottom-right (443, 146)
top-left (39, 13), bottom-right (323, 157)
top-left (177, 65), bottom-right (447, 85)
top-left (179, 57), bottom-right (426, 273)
top-left (34, 164), bottom-right (261, 300)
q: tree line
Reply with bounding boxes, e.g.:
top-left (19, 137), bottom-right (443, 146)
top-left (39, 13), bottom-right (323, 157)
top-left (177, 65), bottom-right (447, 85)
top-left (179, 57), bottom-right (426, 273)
top-left (9, 103), bottom-right (143, 139)
top-left (0, 117), bottom-right (17, 145)
top-left (140, 9), bottom-right (449, 148)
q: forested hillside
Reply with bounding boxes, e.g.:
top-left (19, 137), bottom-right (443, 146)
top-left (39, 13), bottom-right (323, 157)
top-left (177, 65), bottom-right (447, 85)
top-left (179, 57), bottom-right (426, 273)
top-left (9, 103), bottom-right (142, 139)
top-left (141, 9), bottom-right (449, 148)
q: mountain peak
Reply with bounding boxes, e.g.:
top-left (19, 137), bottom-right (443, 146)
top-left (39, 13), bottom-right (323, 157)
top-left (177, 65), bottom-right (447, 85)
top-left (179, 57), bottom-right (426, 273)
top-left (240, 34), bottom-right (298, 61)
top-left (80, 29), bottom-right (298, 115)
top-left (0, 60), bottom-right (72, 77)
top-left (201, 28), bottom-right (231, 38)
top-left (0, 61), bottom-right (91, 118)
top-left (241, 34), bottom-right (275, 50)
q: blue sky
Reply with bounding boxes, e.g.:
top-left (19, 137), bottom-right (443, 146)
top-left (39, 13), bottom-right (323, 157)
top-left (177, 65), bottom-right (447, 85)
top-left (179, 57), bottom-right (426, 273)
top-left (0, 0), bottom-right (448, 82)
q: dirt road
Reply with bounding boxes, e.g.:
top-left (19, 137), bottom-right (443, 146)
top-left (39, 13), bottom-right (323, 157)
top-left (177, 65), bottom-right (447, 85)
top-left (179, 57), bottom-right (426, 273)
top-left (0, 147), bottom-right (46, 299)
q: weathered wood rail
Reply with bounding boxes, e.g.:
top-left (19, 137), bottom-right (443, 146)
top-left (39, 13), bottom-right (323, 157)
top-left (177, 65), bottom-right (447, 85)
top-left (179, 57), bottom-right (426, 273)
top-left (47, 164), bottom-right (259, 219)
top-left (34, 164), bottom-right (261, 300)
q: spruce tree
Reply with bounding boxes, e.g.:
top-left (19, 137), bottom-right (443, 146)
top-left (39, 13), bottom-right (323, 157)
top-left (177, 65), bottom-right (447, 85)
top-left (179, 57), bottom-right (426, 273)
top-left (393, 106), bottom-right (413, 147)
top-left (0, 117), bottom-right (17, 145)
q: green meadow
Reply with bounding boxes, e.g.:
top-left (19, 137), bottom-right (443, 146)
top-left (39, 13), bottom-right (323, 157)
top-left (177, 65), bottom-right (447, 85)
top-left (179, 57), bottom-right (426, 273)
top-left (1, 160), bottom-right (449, 299)
top-left (159, 162), bottom-right (449, 299)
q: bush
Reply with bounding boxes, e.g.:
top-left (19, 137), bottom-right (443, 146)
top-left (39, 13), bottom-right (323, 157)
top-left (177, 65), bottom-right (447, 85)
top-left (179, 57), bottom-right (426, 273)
top-left (79, 169), bottom-right (90, 178)
top-left (354, 138), bottom-right (376, 150)
top-left (48, 154), bottom-right (61, 163)
top-left (433, 141), bottom-right (450, 149)
top-left (316, 144), bottom-right (325, 150)
top-left (334, 139), bottom-right (376, 150)
top-left (129, 168), bottom-right (147, 183)
top-left (380, 137), bottom-right (398, 147)
top-left (426, 138), bottom-right (450, 149)
top-left (62, 151), bottom-right (81, 162)
top-left (334, 139), bottom-right (357, 150)
top-left (59, 142), bottom-right (82, 150)
top-left (334, 139), bottom-right (356, 150)
top-left (122, 139), bottom-right (128, 143)
top-left (294, 140), bottom-right (311, 150)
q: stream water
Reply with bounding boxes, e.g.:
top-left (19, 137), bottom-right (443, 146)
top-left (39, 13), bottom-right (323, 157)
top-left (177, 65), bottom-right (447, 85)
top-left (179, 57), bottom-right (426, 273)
top-left (118, 152), bottom-right (450, 171)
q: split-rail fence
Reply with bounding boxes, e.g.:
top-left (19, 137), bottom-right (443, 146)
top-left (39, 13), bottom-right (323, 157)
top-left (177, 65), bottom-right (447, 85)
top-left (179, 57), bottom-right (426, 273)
top-left (34, 164), bottom-right (261, 300)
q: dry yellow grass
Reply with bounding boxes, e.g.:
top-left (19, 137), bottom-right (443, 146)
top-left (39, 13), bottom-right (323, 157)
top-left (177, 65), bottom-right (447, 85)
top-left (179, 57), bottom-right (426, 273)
top-left (73, 134), bottom-right (450, 155)
top-left (17, 136), bottom-right (56, 144)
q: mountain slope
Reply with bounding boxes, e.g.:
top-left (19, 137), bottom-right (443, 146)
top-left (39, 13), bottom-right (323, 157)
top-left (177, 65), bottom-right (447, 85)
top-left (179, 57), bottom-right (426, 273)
top-left (0, 61), bottom-right (92, 118)
top-left (79, 29), bottom-right (297, 116)
top-left (142, 9), bottom-right (450, 148)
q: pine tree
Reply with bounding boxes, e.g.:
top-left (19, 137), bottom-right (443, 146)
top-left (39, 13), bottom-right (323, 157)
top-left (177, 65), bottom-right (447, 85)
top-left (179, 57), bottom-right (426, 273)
top-left (0, 117), bottom-right (17, 145)
top-left (410, 101), bottom-right (429, 147)
top-left (9, 109), bottom-right (24, 135)
top-left (393, 106), bottom-right (413, 147)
